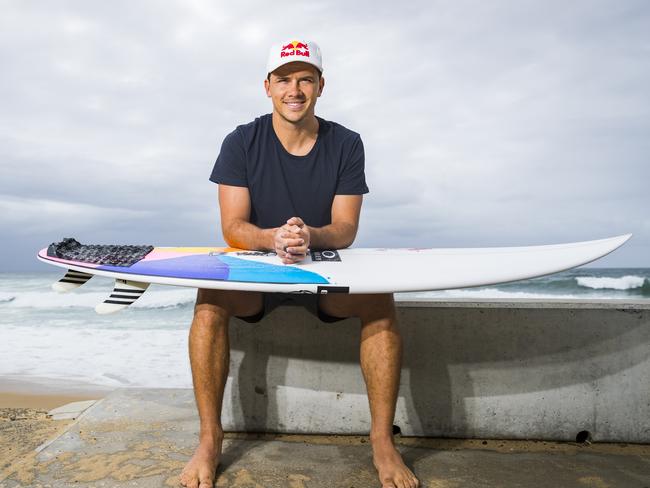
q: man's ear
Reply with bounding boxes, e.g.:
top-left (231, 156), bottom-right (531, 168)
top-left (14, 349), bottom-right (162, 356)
top-left (318, 76), bottom-right (325, 97)
top-left (264, 78), bottom-right (271, 97)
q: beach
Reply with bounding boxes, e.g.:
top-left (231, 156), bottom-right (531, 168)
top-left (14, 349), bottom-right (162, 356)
top-left (0, 379), bottom-right (105, 484)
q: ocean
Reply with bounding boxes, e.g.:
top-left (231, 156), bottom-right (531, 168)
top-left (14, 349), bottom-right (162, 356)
top-left (1, 269), bottom-right (648, 391)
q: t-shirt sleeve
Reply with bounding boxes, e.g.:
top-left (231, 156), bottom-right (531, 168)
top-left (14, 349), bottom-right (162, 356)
top-left (336, 135), bottom-right (370, 195)
top-left (209, 130), bottom-right (248, 187)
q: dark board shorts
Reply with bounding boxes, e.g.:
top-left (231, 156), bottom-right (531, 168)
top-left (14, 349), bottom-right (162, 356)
top-left (236, 293), bottom-right (347, 324)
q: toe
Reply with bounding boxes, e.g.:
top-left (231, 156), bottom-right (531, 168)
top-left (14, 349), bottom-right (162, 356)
top-left (198, 473), bottom-right (214, 488)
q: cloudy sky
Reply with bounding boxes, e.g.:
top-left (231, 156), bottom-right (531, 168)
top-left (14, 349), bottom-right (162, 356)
top-left (1, 0), bottom-right (648, 270)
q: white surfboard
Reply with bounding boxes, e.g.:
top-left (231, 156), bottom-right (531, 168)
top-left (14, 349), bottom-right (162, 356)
top-left (37, 234), bottom-right (631, 313)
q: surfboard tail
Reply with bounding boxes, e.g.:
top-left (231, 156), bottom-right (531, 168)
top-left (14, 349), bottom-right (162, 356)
top-left (95, 279), bottom-right (150, 315)
top-left (52, 269), bottom-right (94, 292)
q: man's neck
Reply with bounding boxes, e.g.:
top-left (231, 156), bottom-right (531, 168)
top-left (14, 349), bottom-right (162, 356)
top-left (272, 112), bottom-right (319, 156)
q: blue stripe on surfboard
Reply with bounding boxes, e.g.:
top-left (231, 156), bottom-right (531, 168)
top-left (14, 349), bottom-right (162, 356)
top-left (97, 255), bottom-right (230, 280)
top-left (95, 254), bottom-right (329, 284)
top-left (218, 256), bottom-right (329, 284)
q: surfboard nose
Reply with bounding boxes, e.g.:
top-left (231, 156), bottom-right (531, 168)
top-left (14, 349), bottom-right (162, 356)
top-left (600, 233), bottom-right (632, 253)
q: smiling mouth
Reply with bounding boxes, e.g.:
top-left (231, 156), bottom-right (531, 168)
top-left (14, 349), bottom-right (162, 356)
top-left (285, 100), bottom-right (306, 110)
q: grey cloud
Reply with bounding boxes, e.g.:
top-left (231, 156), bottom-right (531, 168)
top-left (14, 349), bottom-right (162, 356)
top-left (1, 0), bottom-right (648, 270)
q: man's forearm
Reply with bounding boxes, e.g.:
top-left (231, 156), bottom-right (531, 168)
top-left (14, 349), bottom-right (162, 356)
top-left (223, 220), bottom-right (277, 251)
top-left (308, 222), bottom-right (357, 250)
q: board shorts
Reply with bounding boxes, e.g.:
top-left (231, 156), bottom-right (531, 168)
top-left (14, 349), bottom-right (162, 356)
top-left (236, 293), bottom-right (347, 324)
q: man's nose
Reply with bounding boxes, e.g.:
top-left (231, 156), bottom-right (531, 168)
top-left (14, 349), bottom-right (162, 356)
top-left (288, 79), bottom-right (302, 95)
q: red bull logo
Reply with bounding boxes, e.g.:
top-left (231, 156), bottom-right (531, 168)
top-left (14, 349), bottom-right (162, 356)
top-left (280, 40), bottom-right (310, 59)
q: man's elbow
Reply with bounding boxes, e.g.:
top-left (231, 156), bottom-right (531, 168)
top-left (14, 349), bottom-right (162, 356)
top-left (223, 235), bottom-right (239, 248)
top-left (340, 223), bottom-right (358, 248)
top-left (221, 221), bottom-right (241, 248)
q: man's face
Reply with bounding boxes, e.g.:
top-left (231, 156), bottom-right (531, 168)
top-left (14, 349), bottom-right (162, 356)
top-left (264, 62), bottom-right (324, 124)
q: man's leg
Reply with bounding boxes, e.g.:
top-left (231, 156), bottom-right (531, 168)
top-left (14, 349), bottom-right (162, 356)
top-left (320, 293), bottom-right (419, 488)
top-left (180, 289), bottom-right (263, 488)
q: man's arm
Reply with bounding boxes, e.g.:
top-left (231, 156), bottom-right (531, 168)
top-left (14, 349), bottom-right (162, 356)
top-left (309, 194), bottom-right (363, 249)
top-left (218, 185), bottom-right (275, 250)
top-left (219, 185), bottom-right (306, 255)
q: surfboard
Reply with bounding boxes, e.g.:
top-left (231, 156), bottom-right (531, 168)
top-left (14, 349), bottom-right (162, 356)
top-left (37, 234), bottom-right (631, 314)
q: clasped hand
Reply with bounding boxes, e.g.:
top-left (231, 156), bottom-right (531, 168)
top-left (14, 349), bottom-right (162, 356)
top-left (274, 217), bottom-right (310, 264)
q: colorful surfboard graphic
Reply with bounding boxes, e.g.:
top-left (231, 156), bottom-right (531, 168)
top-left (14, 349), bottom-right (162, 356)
top-left (38, 247), bottom-right (330, 285)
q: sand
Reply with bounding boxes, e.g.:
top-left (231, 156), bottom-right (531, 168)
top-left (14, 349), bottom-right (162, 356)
top-left (0, 388), bottom-right (105, 483)
top-left (0, 406), bottom-right (71, 479)
top-left (0, 391), bottom-right (100, 410)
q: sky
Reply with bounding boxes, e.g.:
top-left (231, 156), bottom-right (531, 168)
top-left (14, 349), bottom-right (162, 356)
top-left (1, 0), bottom-right (649, 271)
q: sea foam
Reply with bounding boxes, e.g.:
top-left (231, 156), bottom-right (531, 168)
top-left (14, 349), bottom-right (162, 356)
top-left (0, 324), bottom-right (193, 388)
top-left (0, 287), bottom-right (196, 310)
top-left (576, 275), bottom-right (646, 290)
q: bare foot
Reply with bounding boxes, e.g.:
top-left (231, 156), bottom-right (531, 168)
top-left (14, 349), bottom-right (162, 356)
top-left (180, 434), bottom-right (223, 488)
top-left (371, 436), bottom-right (419, 488)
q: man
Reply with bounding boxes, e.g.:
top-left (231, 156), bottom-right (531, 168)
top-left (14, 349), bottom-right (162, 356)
top-left (180, 39), bottom-right (419, 488)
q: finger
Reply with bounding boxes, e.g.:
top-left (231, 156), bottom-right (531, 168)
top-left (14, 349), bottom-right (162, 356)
top-left (287, 217), bottom-right (304, 226)
top-left (282, 252), bottom-right (305, 264)
top-left (281, 254), bottom-right (295, 265)
top-left (275, 243), bottom-right (286, 256)
top-left (282, 239), bottom-right (305, 248)
top-left (295, 225), bottom-right (309, 238)
top-left (285, 251), bottom-right (306, 258)
top-left (284, 249), bottom-right (304, 258)
top-left (283, 257), bottom-right (304, 265)
top-left (282, 255), bottom-right (299, 264)
top-left (285, 245), bottom-right (307, 255)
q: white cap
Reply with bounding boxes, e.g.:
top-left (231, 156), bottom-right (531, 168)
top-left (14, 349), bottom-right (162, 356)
top-left (266, 39), bottom-right (323, 75)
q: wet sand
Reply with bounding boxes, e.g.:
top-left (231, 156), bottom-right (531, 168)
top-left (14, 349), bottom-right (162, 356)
top-left (0, 391), bottom-right (100, 410)
top-left (0, 382), bottom-right (106, 483)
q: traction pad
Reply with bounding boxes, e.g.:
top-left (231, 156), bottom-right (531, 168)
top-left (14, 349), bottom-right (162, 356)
top-left (47, 238), bottom-right (154, 267)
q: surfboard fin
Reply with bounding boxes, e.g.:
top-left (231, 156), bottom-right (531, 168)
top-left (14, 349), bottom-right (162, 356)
top-left (95, 279), bottom-right (149, 315)
top-left (52, 269), bottom-right (94, 292)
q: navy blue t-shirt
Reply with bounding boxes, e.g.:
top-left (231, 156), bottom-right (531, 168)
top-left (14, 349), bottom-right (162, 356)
top-left (209, 114), bottom-right (369, 229)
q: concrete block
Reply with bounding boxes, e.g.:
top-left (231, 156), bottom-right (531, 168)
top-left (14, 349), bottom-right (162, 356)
top-left (220, 299), bottom-right (650, 442)
top-left (48, 400), bottom-right (97, 420)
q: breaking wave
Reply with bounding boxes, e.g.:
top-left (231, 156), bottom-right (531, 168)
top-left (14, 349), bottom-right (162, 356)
top-left (576, 275), bottom-right (647, 291)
